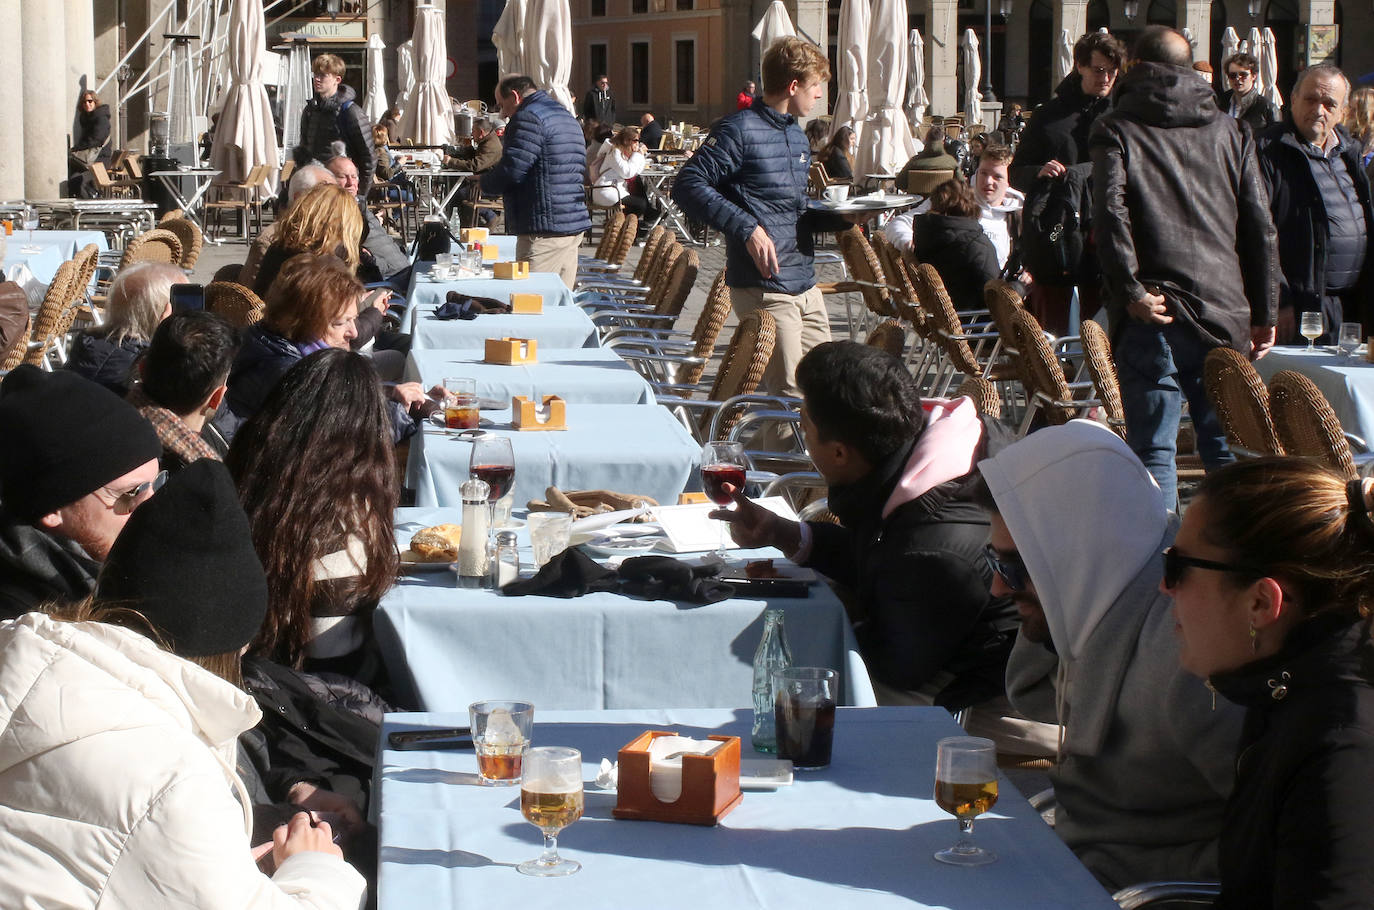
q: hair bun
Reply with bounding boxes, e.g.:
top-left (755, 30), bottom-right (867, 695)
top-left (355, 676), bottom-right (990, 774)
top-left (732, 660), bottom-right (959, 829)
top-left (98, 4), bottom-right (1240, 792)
top-left (1346, 479), bottom-right (1374, 540)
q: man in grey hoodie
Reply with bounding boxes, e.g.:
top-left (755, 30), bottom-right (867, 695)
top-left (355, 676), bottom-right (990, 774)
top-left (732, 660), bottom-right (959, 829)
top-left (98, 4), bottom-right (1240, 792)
top-left (978, 420), bottom-right (1241, 891)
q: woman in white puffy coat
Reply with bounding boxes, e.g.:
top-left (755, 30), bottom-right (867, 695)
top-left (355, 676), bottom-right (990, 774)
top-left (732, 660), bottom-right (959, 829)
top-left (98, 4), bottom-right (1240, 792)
top-left (0, 460), bottom-right (366, 910)
top-left (590, 126), bottom-right (653, 218)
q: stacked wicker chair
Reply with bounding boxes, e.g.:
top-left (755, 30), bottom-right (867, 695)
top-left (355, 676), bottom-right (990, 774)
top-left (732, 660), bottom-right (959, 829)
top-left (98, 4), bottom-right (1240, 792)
top-left (698, 310), bottom-right (778, 440)
top-left (1008, 305), bottom-right (1102, 434)
top-left (1203, 347), bottom-right (1283, 458)
top-left (24, 261), bottom-right (80, 368)
top-left (1268, 370), bottom-right (1363, 479)
top-left (865, 320), bottom-right (906, 358)
top-left (955, 376), bottom-right (1003, 419)
top-left (157, 214), bottom-right (204, 269)
top-left (118, 229), bottom-right (184, 270)
top-left (1078, 319), bottom-right (1127, 439)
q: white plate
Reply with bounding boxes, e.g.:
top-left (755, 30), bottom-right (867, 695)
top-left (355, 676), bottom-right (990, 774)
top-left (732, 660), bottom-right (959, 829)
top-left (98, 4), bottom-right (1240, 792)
top-left (399, 549), bottom-right (455, 572)
top-left (582, 527), bottom-right (665, 557)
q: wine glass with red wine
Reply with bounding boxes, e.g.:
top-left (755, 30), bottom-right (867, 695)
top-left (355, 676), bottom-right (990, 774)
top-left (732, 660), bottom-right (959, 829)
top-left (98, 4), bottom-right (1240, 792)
top-left (470, 435), bottom-right (515, 541)
top-left (701, 440), bottom-right (747, 560)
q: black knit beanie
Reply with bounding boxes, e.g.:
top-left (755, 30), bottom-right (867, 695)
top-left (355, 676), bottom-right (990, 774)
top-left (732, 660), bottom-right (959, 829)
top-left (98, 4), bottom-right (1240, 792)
top-left (95, 459), bottom-right (268, 658)
top-left (0, 365), bottom-right (162, 522)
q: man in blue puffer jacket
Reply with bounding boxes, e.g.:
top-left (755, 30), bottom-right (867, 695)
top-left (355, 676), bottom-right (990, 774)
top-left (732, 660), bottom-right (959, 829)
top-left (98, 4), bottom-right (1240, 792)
top-left (673, 37), bottom-right (854, 408)
top-left (483, 75), bottom-right (593, 289)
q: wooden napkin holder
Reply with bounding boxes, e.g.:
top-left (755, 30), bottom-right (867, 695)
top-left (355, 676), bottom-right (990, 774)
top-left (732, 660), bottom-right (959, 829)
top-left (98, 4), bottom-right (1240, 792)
top-left (484, 337), bottom-right (537, 364)
top-left (612, 731), bottom-right (742, 826)
top-left (482, 244), bottom-right (501, 261)
top-left (510, 292), bottom-right (543, 314)
top-left (461, 227), bottom-right (489, 243)
top-left (511, 395), bottom-right (566, 431)
top-left (677, 492), bottom-right (710, 505)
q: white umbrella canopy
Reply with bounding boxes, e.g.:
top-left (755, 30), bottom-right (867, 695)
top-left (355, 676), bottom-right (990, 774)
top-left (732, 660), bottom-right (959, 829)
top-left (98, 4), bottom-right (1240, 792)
top-left (524, 0), bottom-right (576, 113)
top-left (829, 0), bottom-right (870, 139)
top-left (1222, 26), bottom-right (1240, 63)
top-left (362, 34), bottom-right (389, 125)
top-left (905, 29), bottom-right (928, 133)
top-left (278, 38), bottom-right (312, 153)
top-left (752, 1), bottom-right (797, 59)
top-left (395, 39), bottom-right (416, 116)
top-left (396, 5), bottom-right (454, 145)
top-left (961, 28), bottom-right (983, 127)
top-left (492, 0), bottom-right (527, 78)
top-left (210, 0), bottom-right (279, 187)
top-left (854, 0), bottom-right (917, 178)
top-left (1055, 29), bottom-right (1074, 85)
top-left (1261, 27), bottom-right (1283, 110)
top-left (1245, 26), bottom-right (1262, 60)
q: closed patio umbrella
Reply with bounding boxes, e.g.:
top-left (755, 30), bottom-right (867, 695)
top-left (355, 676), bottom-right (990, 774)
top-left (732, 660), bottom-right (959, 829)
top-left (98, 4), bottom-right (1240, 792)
top-left (830, 0), bottom-right (870, 138)
top-left (1261, 27), bottom-right (1283, 110)
top-left (278, 36), bottom-right (312, 153)
top-left (961, 28), bottom-right (983, 127)
top-left (1222, 26), bottom-right (1240, 64)
top-left (1055, 29), bottom-right (1074, 86)
top-left (396, 39), bottom-right (416, 117)
top-left (210, 0), bottom-right (279, 187)
top-left (854, 0), bottom-right (917, 179)
top-left (362, 33), bottom-right (389, 126)
top-left (752, 1), bottom-right (797, 60)
top-left (1245, 26), bottom-right (1262, 61)
top-left (396, 5), bottom-right (454, 146)
top-left (525, 0), bottom-right (576, 113)
top-left (905, 30), bottom-right (928, 133)
top-left (492, 0), bottom-right (527, 78)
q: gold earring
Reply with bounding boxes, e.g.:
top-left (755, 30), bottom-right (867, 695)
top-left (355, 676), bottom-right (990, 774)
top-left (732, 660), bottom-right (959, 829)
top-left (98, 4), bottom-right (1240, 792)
top-left (1249, 622), bottom-right (1259, 655)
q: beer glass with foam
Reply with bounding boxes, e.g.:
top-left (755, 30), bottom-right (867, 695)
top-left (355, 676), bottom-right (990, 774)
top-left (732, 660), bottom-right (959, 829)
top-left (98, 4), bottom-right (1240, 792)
top-left (518, 746), bottom-right (584, 876)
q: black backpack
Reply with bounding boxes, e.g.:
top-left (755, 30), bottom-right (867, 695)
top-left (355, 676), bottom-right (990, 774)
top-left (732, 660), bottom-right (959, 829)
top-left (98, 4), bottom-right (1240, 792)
top-left (413, 219), bottom-right (457, 261)
top-left (1020, 168), bottom-right (1089, 287)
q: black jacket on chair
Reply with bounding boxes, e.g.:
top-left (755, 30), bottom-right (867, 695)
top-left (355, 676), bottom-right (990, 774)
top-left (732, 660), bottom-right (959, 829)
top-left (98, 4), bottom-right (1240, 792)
top-left (1256, 122), bottom-right (1374, 334)
top-left (1209, 613), bottom-right (1374, 910)
top-left (912, 213), bottom-right (1001, 312)
top-left (1090, 62), bottom-right (1278, 351)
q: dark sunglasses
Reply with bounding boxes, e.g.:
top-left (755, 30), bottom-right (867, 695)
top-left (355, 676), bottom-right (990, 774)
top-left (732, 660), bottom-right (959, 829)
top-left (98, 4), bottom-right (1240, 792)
top-left (1226, 71), bottom-right (1253, 82)
top-left (983, 543), bottom-right (1030, 592)
top-left (1161, 546), bottom-right (1261, 589)
top-left (99, 470), bottom-right (168, 516)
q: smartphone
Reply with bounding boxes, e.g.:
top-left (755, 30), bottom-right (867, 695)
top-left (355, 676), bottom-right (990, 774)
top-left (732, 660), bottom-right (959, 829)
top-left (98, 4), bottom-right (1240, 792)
top-left (387, 727), bottom-right (474, 751)
top-left (169, 282), bottom-right (205, 313)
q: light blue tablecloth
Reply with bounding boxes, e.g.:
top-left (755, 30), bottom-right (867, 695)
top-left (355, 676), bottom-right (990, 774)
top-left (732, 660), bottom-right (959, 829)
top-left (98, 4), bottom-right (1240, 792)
top-left (403, 348), bottom-right (652, 405)
top-left (3, 229), bottom-right (108, 285)
top-left (406, 403), bottom-right (700, 508)
top-left (376, 707), bottom-right (1118, 910)
top-left (410, 305), bottom-right (598, 352)
top-left (406, 265), bottom-right (574, 312)
top-left (1252, 346), bottom-right (1374, 442)
top-left (378, 507), bottom-right (875, 711)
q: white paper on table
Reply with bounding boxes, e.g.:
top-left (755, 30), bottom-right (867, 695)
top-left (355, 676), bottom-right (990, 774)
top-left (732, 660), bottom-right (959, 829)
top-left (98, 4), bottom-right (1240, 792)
top-left (655, 497), bottom-right (800, 553)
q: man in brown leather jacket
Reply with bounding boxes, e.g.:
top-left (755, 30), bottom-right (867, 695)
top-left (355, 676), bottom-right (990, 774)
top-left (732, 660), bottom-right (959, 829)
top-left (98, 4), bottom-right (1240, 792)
top-left (1090, 26), bottom-right (1278, 508)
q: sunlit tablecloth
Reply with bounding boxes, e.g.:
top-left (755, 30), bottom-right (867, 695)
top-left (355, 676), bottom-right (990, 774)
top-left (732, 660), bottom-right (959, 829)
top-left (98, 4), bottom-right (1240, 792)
top-left (2, 229), bottom-right (108, 286)
top-left (405, 263), bottom-right (573, 312)
top-left (376, 707), bottom-right (1117, 910)
top-left (410, 304), bottom-right (599, 352)
top-left (403, 348), bottom-right (652, 405)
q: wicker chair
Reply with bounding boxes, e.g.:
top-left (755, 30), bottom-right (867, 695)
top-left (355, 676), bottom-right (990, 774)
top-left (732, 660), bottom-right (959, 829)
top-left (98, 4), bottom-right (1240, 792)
top-left (833, 226), bottom-right (896, 320)
top-left (157, 214), bottom-right (204, 269)
top-left (608, 213), bottom-right (638, 267)
top-left (912, 263), bottom-right (1012, 396)
top-left (677, 269), bottom-right (732, 386)
top-left (701, 309), bottom-right (777, 440)
top-left (866, 319), bottom-right (906, 358)
top-left (1078, 319), bottom-right (1127, 438)
top-left (955, 376), bottom-right (1002, 419)
top-left (1, 312), bottom-right (30, 372)
top-left (595, 208), bottom-right (626, 261)
top-left (606, 268), bottom-right (731, 391)
top-left (1203, 347), bottom-right (1283, 457)
top-left (68, 243), bottom-right (104, 323)
top-left (634, 226), bottom-right (670, 283)
top-left (1009, 305), bottom-right (1101, 434)
top-left (24, 261), bottom-right (80, 368)
top-left (119, 229), bottom-right (184, 270)
top-left (205, 281), bottom-right (266, 328)
top-left (1268, 370), bottom-right (1360, 479)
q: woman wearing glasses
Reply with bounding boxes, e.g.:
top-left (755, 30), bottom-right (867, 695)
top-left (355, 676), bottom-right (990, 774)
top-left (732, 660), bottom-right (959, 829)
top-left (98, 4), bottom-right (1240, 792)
top-left (68, 90), bottom-right (112, 198)
top-left (1167, 457), bottom-right (1374, 908)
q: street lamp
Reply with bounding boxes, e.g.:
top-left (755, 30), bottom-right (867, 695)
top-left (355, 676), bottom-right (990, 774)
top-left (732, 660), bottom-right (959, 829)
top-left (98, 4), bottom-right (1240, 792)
top-left (1123, 0), bottom-right (1139, 23)
top-left (324, 0), bottom-right (342, 19)
top-left (982, 0), bottom-right (1013, 104)
top-left (1247, 0), bottom-right (1261, 17)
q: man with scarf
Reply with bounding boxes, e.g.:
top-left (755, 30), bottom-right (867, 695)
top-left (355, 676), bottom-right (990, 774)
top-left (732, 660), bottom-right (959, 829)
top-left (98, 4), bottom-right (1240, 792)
top-left (714, 342), bottom-right (1020, 714)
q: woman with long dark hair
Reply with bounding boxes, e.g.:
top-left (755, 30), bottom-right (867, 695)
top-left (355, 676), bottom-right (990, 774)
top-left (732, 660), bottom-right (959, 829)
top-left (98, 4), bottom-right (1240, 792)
top-left (823, 126), bottom-right (857, 182)
top-left (69, 89), bottom-right (112, 198)
top-left (1167, 457), bottom-right (1374, 908)
top-left (226, 348), bottom-right (399, 682)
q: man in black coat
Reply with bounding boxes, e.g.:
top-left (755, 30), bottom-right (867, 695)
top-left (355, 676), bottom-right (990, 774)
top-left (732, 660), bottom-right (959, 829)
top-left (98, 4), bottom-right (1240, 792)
top-left (1011, 31), bottom-right (1125, 335)
top-left (581, 74), bottom-right (616, 125)
top-left (1091, 26), bottom-right (1277, 508)
top-left (1220, 52), bottom-right (1280, 135)
top-left (714, 342), bottom-right (1020, 713)
top-left (1256, 64), bottom-right (1373, 343)
top-left (639, 113), bottom-right (665, 150)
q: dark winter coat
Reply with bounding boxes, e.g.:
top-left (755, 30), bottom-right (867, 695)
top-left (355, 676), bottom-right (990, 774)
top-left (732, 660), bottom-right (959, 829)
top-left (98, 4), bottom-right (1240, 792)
top-left (804, 416), bottom-right (1019, 709)
top-left (1209, 613), bottom-right (1374, 910)
top-left (0, 509), bottom-right (100, 620)
top-left (824, 146), bottom-right (854, 182)
top-left (64, 331), bottom-right (147, 397)
top-left (482, 91), bottom-right (592, 237)
top-left (580, 88), bottom-right (616, 126)
top-left (1090, 61), bottom-right (1278, 351)
top-left (1257, 122), bottom-right (1374, 333)
top-left (912, 213), bottom-right (1001, 312)
top-left (72, 104), bottom-right (112, 160)
top-left (1010, 73), bottom-right (1112, 193)
top-left (671, 98), bottom-right (848, 294)
top-left (298, 84), bottom-right (376, 196)
top-left (1221, 88), bottom-right (1280, 134)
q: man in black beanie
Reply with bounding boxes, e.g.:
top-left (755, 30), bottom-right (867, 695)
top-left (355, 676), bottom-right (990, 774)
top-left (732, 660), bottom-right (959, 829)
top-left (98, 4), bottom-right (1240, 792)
top-left (0, 365), bottom-right (163, 617)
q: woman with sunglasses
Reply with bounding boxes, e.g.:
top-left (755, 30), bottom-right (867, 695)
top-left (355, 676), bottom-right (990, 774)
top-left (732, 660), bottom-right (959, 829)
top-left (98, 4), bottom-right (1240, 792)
top-left (1167, 457), bottom-right (1374, 909)
top-left (68, 90), bottom-right (112, 198)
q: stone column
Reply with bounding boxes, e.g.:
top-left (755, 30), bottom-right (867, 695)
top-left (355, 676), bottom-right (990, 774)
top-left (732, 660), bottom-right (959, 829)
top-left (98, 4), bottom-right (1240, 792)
top-left (1003, 3), bottom-right (1030, 100)
top-left (927, 0), bottom-right (959, 117)
top-left (1054, 0), bottom-right (1088, 55)
top-left (794, 0), bottom-right (828, 122)
top-left (22, 0), bottom-right (68, 198)
top-left (1300, 0), bottom-right (1337, 66)
top-left (1179, 0), bottom-right (1210, 62)
top-left (65, 0), bottom-right (97, 92)
top-left (0, 0), bottom-right (23, 198)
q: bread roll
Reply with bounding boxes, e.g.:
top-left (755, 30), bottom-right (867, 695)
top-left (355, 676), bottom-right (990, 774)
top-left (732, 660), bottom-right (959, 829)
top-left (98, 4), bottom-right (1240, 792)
top-left (410, 523), bottom-right (463, 561)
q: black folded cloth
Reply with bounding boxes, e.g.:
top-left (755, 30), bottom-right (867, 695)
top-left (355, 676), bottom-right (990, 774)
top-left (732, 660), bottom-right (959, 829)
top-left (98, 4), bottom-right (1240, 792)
top-left (502, 548), bottom-right (618, 598)
top-left (433, 292), bottom-right (511, 321)
top-left (501, 551), bottom-right (734, 605)
top-left (617, 555), bottom-right (735, 605)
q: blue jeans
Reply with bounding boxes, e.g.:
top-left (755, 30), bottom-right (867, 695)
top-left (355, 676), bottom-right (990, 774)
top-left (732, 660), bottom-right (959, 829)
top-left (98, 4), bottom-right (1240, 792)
top-left (1113, 321), bottom-right (1233, 508)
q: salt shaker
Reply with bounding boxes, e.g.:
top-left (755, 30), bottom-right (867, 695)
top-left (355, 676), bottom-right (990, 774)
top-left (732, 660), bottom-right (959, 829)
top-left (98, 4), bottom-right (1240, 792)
top-left (457, 478), bottom-right (490, 588)
top-left (491, 530), bottom-right (521, 590)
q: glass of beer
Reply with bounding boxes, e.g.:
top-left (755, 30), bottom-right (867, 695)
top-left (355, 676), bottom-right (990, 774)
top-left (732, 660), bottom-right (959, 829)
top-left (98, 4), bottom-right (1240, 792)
top-left (1300, 311), bottom-right (1324, 351)
top-left (468, 700), bottom-right (534, 786)
top-left (443, 377), bottom-right (479, 430)
top-left (774, 667), bottom-right (837, 769)
top-left (933, 736), bottom-right (999, 866)
top-left (517, 746), bottom-right (584, 877)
